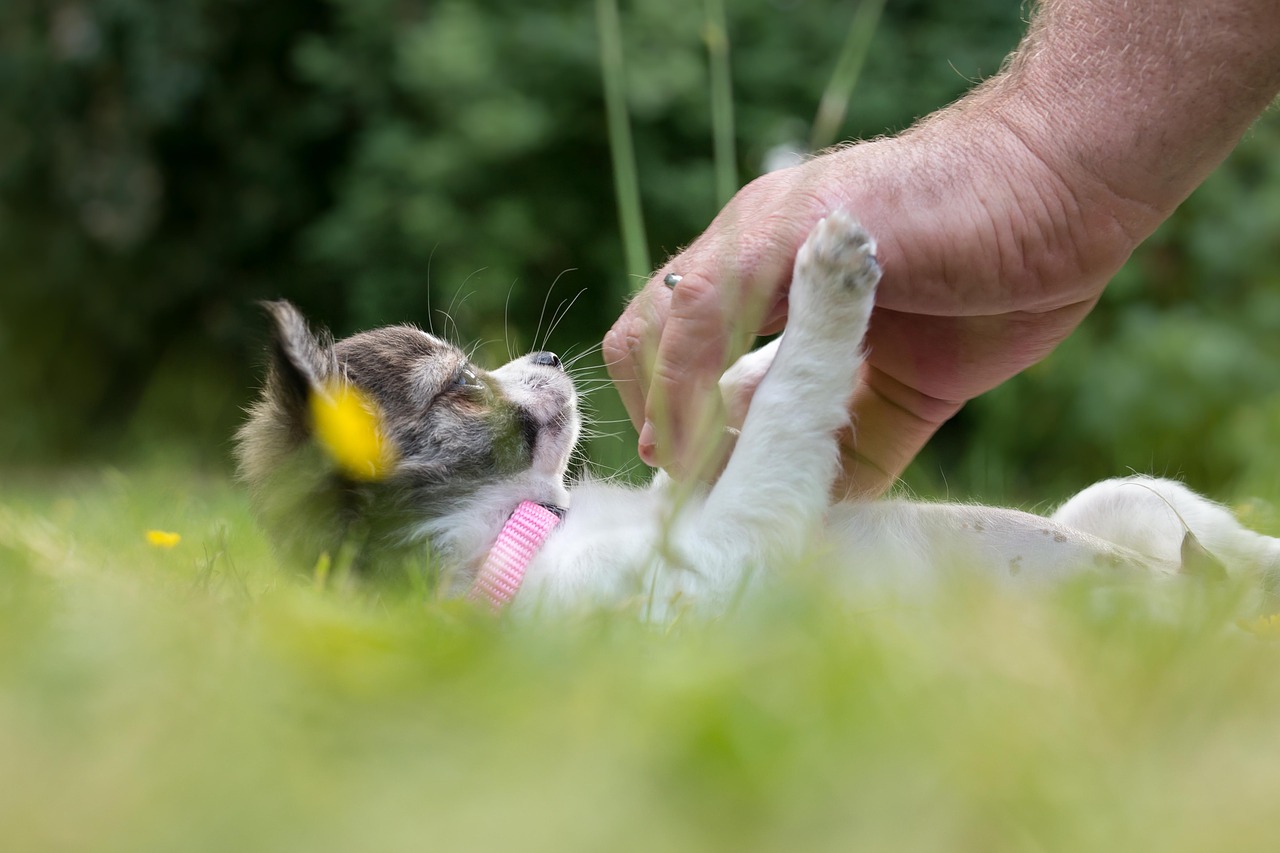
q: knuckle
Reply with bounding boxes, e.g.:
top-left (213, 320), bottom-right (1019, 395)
top-left (602, 324), bottom-right (645, 380)
top-left (601, 325), bottom-right (629, 363)
top-left (666, 269), bottom-right (719, 318)
top-left (649, 353), bottom-right (689, 390)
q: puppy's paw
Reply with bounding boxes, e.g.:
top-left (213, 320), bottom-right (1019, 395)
top-left (789, 211), bottom-right (880, 343)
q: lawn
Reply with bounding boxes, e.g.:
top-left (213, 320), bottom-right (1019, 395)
top-left (3, 462), bottom-right (1280, 853)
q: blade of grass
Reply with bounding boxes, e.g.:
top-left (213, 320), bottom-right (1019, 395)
top-left (704, 0), bottom-right (737, 206)
top-left (596, 0), bottom-right (651, 288)
top-left (810, 0), bottom-right (885, 152)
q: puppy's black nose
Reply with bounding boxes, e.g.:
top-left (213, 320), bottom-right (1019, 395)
top-left (531, 351), bottom-right (561, 369)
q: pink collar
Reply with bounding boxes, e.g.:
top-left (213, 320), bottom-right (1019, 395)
top-left (467, 500), bottom-right (563, 611)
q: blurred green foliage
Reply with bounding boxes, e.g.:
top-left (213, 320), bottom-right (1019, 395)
top-left (1, 0), bottom-right (1278, 503)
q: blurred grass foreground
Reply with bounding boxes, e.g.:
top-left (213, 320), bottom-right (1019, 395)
top-left (4, 0), bottom-right (1280, 850)
top-left (5, 467), bottom-right (1280, 853)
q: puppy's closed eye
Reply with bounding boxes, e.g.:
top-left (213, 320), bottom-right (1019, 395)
top-left (453, 367), bottom-right (485, 391)
top-left (429, 366), bottom-right (486, 408)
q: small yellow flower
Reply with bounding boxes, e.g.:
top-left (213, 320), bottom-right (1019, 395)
top-left (309, 381), bottom-right (397, 481)
top-left (146, 530), bottom-right (182, 549)
top-left (1240, 612), bottom-right (1280, 639)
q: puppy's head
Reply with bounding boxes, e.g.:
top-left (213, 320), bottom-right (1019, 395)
top-left (236, 301), bottom-right (578, 576)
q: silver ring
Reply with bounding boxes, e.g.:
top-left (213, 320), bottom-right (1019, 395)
top-left (663, 273), bottom-right (682, 289)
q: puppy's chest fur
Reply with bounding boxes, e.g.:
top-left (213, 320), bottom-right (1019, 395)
top-left (238, 214), bottom-right (1280, 617)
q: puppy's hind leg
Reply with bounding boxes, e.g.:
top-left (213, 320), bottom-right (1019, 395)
top-left (1053, 476), bottom-right (1280, 593)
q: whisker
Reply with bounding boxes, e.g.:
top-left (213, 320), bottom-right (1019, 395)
top-left (442, 281), bottom-right (465, 342)
top-left (563, 344), bottom-right (605, 370)
top-left (567, 371), bottom-right (611, 384)
top-left (503, 278), bottom-right (520, 362)
top-left (532, 272), bottom-right (564, 357)
top-left (468, 339), bottom-right (501, 364)
top-left (567, 366), bottom-right (611, 379)
top-left (580, 375), bottom-right (639, 388)
top-left (425, 243), bottom-right (440, 336)
top-left (593, 346), bottom-right (638, 371)
top-left (577, 417), bottom-right (635, 428)
top-left (437, 269), bottom-right (486, 343)
top-left (542, 286), bottom-right (588, 352)
top-left (573, 385), bottom-right (620, 397)
top-left (577, 425), bottom-right (629, 439)
top-left (535, 269), bottom-right (580, 352)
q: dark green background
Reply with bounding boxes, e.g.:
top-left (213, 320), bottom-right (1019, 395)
top-left (3, 0), bottom-right (1278, 502)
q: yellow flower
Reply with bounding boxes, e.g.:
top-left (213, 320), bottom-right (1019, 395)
top-left (1240, 612), bottom-right (1280, 639)
top-left (146, 530), bottom-right (182, 549)
top-left (309, 381), bottom-right (397, 481)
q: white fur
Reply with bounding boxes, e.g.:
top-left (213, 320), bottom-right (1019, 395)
top-left (1052, 477), bottom-right (1280, 579)
top-left (433, 213), bottom-right (1280, 617)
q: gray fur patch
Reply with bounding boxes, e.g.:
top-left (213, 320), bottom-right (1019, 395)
top-left (236, 301), bottom-right (561, 576)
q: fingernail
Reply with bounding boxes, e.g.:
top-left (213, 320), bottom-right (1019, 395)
top-left (638, 421), bottom-right (658, 467)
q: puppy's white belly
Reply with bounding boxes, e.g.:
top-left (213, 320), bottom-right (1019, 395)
top-left (823, 501), bottom-right (1174, 598)
top-left (512, 486), bottom-right (1180, 617)
top-left (514, 481), bottom-right (697, 615)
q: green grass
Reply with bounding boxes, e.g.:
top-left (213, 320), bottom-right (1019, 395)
top-left (3, 463), bottom-right (1280, 852)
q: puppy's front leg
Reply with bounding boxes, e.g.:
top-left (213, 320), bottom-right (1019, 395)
top-left (674, 212), bottom-right (879, 601)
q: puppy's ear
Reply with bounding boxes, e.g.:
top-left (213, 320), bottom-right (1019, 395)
top-left (261, 300), bottom-right (338, 422)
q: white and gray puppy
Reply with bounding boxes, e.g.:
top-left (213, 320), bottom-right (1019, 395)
top-left (237, 213), bottom-right (1280, 617)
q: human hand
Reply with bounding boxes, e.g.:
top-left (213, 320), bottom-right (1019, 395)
top-left (603, 111), bottom-right (1146, 496)
top-left (604, 0), bottom-right (1280, 496)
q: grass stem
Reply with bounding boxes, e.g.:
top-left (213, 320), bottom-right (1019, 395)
top-left (810, 0), bottom-right (885, 151)
top-left (704, 0), bottom-right (737, 206)
top-left (596, 0), bottom-right (651, 288)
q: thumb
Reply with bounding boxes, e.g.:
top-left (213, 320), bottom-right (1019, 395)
top-left (836, 363), bottom-right (963, 498)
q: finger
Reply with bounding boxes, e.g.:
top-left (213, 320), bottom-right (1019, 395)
top-left (642, 267), bottom-right (733, 472)
top-left (608, 261), bottom-right (789, 470)
top-left (603, 283), bottom-right (672, 439)
top-left (618, 164), bottom-right (833, 471)
top-left (643, 236), bottom-right (805, 472)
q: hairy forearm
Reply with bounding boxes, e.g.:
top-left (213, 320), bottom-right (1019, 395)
top-left (830, 0), bottom-right (1280, 317)
top-left (993, 0), bottom-right (1280, 232)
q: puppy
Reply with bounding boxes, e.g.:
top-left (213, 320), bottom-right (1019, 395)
top-left (236, 213), bottom-right (1280, 617)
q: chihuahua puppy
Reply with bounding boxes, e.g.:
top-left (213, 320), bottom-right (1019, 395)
top-left (237, 213), bottom-right (1280, 617)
